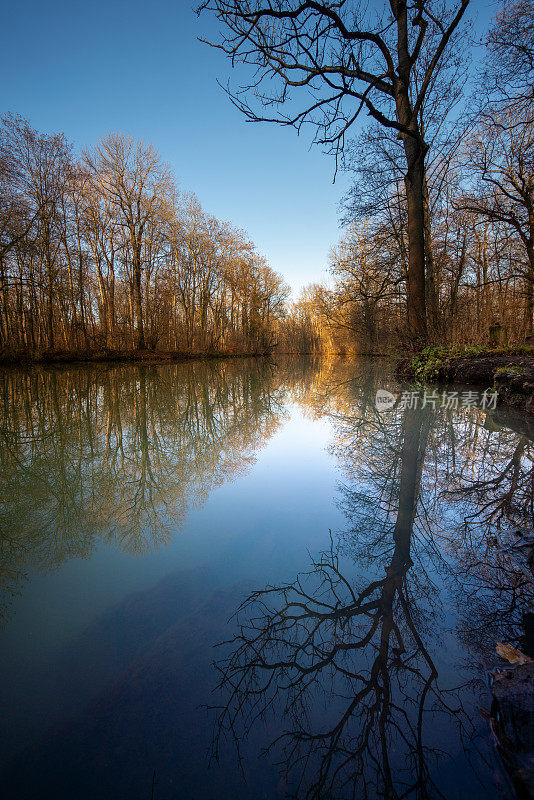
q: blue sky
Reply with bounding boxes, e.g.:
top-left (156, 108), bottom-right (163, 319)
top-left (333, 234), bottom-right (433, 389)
top-left (1, 0), bottom-right (496, 296)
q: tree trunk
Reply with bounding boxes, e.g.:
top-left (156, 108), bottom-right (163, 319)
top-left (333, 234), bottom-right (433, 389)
top-left (47, 261), bottom-right (54, 350)
top-left (133, 248), bottom-right (145, 350)
top-left (526, 218), bottom-right (534, 336)
top-left (423, 173), bottom-right (439, 340)
top-left (525, 267), bottom-right (533, 337)
top-left (403, 138), bottom-right (428, 341)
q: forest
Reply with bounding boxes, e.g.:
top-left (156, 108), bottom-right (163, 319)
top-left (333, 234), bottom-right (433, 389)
top-left (0, 120), bottom-right (290, 358)
top-left (1, 0), bottom-right (533, 360)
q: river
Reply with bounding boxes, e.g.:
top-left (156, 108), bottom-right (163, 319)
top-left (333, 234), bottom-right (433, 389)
top-left (0, 357), bottom-right (531, 799)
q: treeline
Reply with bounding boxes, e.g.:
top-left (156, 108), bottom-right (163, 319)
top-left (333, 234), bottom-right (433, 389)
top-left (290, 0), bottom-right (534, 354)
top-left (0, 117), bottom-right (290, 358)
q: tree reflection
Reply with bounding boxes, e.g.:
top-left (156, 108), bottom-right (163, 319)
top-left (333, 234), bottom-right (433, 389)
top-left (304, 361), bottom-right (534, 664)
top-left (0, 359), bottom-right (291, 622)
top-left (212, 403), bottom-right (481, 799)
top-left (438, 420), bottom-right (534, 662)
top-left (212, 363), bottom-right (534, 799)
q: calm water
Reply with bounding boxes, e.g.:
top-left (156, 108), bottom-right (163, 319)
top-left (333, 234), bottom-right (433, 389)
top-left (0, 357), bottom-right (532, 799)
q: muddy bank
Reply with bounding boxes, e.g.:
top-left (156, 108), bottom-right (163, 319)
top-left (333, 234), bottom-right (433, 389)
top-left (396, 353), bottom-right (534, 414)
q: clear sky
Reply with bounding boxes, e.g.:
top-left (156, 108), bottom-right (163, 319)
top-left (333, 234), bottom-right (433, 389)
top-left (1, 0), bottom-right (496, 296)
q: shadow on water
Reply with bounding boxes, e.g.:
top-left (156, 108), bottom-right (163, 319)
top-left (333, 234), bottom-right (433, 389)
top-left (0, 358), bottom-right (532, 799)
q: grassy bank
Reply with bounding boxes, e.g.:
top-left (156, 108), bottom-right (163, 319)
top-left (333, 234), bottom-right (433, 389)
top-left (396, 345), bottom-right (534, 414)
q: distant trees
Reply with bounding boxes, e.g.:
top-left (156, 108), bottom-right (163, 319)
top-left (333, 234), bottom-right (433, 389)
top-left (452, 0), bottom-right (534, 337)
top-left (0, 115), bottom-right (289, 357)
top-left (327, 219), bottom-right (406, 350)
top-left (278, 285), bottom-right (325, 354)
top-left (458, 106), bottom-right (534, 334)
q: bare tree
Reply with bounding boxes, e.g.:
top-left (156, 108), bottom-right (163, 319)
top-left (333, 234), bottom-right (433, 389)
top-left (198, 0), bottom-right (471, 340)
top-left (458, 108), bottom-right (534, 333)
top-left (484, 0), bottom-right (534, 112)
top-left (0, 114), bottom-right (73, 350)
top-left (84, 134), bottom-right (174, 350)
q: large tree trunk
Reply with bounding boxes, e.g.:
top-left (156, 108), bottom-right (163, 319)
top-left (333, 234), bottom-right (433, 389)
top-left (403, 138), bottom-right (428, 341)
top-left (77, 239), bottom-right (89, 349)
top-left (393, 0), bottom-right (429, 344)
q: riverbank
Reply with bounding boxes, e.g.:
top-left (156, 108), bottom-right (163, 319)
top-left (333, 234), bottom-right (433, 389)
top-left (6, 348), bottom-right (534, 419)
top-left (0, 348), bottom-right (274, 367)
top-left (396, 348), bottom-right (534, 415)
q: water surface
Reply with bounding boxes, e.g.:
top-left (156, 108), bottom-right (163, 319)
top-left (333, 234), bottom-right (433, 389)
top-left (0, 357), bottom-right (531, 799)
